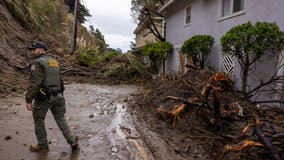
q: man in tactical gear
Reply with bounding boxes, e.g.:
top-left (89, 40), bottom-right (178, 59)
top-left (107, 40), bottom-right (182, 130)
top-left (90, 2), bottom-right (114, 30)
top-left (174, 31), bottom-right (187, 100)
top-left (25, 41), bottom-right (78, 152)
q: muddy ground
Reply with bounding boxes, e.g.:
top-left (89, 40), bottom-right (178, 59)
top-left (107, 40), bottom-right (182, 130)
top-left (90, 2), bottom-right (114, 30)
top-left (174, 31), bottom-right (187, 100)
top-left (129, 69), bottom-right (284, 160)
top-left (1, 70), bottom-right (284, 160)
top-left (0, 84), bottom-right (156, 160)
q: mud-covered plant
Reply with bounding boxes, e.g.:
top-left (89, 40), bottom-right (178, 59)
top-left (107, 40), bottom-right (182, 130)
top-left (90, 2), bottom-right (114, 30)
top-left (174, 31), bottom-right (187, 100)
top-left (103, 63), bottom-right (129, 80)
top-left (181, 35), bottom-right (214, 69)
top-left (144, 41), bottom-right (173, 73)
top-left (126, 54), bottom-right (145, 75)
top-left (102, 51), bottom-right (119, 61)
top-left (78, 46), bottom-right (98, 67)
top-left (221, 21), bottom-right (284, 97)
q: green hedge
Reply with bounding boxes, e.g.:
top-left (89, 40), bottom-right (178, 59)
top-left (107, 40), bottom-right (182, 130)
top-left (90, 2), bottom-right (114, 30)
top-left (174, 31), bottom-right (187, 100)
top-left (181, 35), bottom-right (214, 69)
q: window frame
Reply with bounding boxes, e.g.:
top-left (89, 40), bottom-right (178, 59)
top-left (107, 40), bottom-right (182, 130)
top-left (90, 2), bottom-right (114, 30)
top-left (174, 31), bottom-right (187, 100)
top-left (184, 4), bottom-right (191, 27)
top-left (218, 0), bottom-right (245, 22)
top-left (221, 0), bottom-right (231, 17)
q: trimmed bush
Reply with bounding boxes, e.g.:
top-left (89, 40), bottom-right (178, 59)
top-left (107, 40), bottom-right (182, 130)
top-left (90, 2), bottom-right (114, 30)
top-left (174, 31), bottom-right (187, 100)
top-left (144, 41), bottom-right (173, 73)
top-left (181, 35), bottom-right (214, 69)
top-left (221, 21), bottom-right (284, 96)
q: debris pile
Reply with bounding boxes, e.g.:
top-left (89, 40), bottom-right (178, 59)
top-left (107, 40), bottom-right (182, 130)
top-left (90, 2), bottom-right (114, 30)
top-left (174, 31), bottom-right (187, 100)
top-left (132, 68), bottom-right (284, 160)
top-left (62, 53), bottom-right (152, 84)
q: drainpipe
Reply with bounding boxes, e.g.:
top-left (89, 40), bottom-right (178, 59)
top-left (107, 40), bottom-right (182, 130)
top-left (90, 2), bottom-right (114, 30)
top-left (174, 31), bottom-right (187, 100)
top-left (162, 19), bottom-right (166, 40)
top-left (162, 19), bottom-right (167, 75)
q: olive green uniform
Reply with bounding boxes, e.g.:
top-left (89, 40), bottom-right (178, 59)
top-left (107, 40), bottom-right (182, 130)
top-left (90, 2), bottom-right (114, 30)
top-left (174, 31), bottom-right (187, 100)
top-left (25, 54), bottom-right (76, 149)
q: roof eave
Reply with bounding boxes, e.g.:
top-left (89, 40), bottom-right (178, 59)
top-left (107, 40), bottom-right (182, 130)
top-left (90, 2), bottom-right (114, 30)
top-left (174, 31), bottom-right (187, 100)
top-left (158, 0), bottom-right (176, 13)
top-left (133, 23), bottom-right (144, 34)
top-left (133, 17), bottom-right (164, 34)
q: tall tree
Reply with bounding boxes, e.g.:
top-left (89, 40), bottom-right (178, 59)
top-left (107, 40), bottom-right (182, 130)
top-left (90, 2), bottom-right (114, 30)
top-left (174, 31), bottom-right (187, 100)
top-left (129, 41), bottom-right (136, 50)
top-left (89, 26), bottom-right (107, 54)
top-left (64, 0), bottom-right (91, 24)
top-left (131, 0), bottom-right (166, 42)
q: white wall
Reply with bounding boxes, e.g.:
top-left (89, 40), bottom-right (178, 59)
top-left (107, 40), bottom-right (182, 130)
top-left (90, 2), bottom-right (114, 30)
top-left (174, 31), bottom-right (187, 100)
top-left (164, 0), bottom-right (284, 101)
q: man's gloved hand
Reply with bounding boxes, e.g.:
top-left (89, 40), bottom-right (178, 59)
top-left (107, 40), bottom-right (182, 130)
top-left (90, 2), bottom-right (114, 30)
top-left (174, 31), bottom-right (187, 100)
top-left (26, 103), bottom-right (33, 111)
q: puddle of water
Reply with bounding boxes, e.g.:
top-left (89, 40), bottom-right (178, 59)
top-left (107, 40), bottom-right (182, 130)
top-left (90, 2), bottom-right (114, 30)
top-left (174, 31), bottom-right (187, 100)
top-left (107, 103), bottom-right (154, 160)
top-left (0, 84), bottom-right (153, 160)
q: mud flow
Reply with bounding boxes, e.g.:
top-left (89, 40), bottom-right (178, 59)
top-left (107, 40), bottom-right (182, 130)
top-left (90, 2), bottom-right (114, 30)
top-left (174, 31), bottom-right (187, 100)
top-left (0, 84), bottom-right (153, 160)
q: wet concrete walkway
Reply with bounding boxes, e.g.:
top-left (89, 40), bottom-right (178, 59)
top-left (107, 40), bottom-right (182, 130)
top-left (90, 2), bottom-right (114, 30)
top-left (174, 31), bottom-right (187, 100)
top-left (0, 84), bottom-right (154, 160)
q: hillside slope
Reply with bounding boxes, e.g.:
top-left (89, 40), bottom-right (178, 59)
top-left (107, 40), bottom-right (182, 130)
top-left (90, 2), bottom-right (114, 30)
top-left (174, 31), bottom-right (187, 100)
top-left (0, 0), bottom-right (101, 95)
top-left (0, 3), bottom-right (32, 95)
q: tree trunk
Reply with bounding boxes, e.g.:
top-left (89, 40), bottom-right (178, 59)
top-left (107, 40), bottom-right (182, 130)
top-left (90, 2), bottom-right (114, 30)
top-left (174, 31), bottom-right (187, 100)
top-left (162, 59), bottom-right (166, 75)
top-left (200, 62), bottom-right (204, 69)
top-left (241, 68), bottom-right (248, 95)
top-left (153, 59), bottom-right (157, 73)
top-left (192, 55), bottom-right (198, 67)
top-left (241, 56), bottom-right (250, 96)
top-left (200, 54), bottom-right (205, 69)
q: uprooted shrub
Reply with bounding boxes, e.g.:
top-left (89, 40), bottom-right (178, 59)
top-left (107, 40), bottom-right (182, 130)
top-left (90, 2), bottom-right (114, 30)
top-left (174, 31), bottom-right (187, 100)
top-left (102, 51), bottom-right (120, 61)
top-left (181, 35), bottom-right (214, 69)
top-left (103, 63), bottom-right (129, 80)
top-left (102, 54), bottom-right (150, 82)
top-left (78, 46), bottom-right (98, 67)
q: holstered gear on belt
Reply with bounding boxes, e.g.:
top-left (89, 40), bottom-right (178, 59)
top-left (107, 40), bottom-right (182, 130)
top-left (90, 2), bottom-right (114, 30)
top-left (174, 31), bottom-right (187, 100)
top-left (39, 88), bottom-right (62, 96)
top-left (37, 87), bottom-right (62, 101)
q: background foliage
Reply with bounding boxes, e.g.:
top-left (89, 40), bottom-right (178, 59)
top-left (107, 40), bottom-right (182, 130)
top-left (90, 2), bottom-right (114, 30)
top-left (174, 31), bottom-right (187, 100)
top-left (131, 0), bottom-right (166, 41)
top-left (64, 0), bottom-right (91, 24)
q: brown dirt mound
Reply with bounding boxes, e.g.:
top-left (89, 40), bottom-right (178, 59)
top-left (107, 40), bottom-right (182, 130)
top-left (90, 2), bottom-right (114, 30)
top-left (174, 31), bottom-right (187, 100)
top-left (0, 2), bottom-right (83, 95)
top-left (0, 4), bottom-right (31, 96)
top-left (130, 68), bottom-right (284, 160)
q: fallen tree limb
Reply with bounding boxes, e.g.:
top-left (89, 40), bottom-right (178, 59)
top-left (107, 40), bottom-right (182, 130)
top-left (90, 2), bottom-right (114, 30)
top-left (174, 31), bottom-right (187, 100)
top-left (252, 100), bottom-right (284, 104)
top-left (272, 133), bottom-right (284, 140)
top-left (165, 96), bottom-right (201, 107)
top-left (156, 104), bottom-right (187, 126)
top-left (216, 140), bottom-right (264, 160)
top-left (217, 133), bottom-right (238, 140)
top-left (63, 71), bottom-right (93, 76)
top-left (62, 67), bottom-right (76, 74)
top-left (187, 135), bottom-right (224, 140)
top-left (73, 65), bottom-right (93, 72)
top-left (255, 126), bottom-right (282, 160)
top-left (62, 67), bottom-right (93, 76)
top-left (13, 64), bottom-right (27, 70)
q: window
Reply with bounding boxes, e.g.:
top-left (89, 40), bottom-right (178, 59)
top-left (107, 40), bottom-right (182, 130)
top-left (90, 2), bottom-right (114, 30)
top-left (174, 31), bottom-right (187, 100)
top-left (185, 5), bottom-right (191, 25)
top-left (222, 0), bottom-right (244, 17)
top-left (233, 0), bottom-right (244, 13)
top-left (142, 29), bottom-right (148, 37)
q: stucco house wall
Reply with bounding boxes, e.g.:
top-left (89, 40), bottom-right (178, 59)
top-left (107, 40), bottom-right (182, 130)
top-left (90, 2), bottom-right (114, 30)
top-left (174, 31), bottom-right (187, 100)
top-left (161, 0), bottom-right (284, 101)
